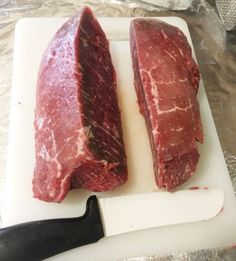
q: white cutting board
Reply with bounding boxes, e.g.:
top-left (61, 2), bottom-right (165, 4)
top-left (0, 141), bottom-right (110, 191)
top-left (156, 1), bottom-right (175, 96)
top-left (3, 17), bottom-right (236, 260)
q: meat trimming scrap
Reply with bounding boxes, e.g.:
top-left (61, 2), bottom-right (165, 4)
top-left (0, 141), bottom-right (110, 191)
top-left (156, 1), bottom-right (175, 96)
top-left (130, 18), bottom-right (204, 190)
top-left (33, 6), bottom-right (128, 202)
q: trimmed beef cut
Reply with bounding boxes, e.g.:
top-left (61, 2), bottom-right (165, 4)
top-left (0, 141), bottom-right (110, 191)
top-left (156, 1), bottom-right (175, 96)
top-left (33, 7), bottom-right (127, 202)
top-left (130, 18), bottom-right (204, 190)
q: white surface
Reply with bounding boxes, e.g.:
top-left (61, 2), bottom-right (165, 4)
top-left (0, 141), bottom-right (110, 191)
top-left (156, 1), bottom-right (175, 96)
top-left (2, 17), bottom-right (236, 260)
top-left (100, 189), bottom-right (224, 237)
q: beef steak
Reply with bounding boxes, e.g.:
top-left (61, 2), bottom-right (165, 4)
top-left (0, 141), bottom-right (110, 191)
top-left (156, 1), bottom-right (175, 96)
top-left (130, 18), bottom-right (204, 190)
top-left (33, 7), bottom-right (127, 202)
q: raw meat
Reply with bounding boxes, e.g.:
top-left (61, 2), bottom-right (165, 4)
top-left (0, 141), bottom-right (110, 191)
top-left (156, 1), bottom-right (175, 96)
top-left (33, 7), bottom-right (127, 202)
top-left (130, 18), bottom-right (204, 190)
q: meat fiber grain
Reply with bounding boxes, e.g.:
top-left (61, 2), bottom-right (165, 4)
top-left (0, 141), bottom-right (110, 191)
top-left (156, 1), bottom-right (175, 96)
top-left (33, 7), bottom-right (127, 202)
top-left (130, 18), bottom-right (204, 190)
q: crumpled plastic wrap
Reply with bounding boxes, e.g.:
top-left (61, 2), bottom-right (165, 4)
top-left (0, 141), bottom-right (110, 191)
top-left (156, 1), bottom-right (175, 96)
top-left (120, 247), bottom-right (236, 260)
top-left (102, 0), bottom-right (202, 12)
top-left (216, 0), bottom-right (236, 31)
top-left (0, 0), bottom-right (236, 259)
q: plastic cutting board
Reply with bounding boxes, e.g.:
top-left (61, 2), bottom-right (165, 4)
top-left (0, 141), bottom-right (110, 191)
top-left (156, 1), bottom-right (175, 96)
top-left (2, 17), bottom-right (236, 260)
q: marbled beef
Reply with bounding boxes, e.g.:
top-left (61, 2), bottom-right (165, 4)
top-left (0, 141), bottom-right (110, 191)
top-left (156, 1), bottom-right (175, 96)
top-left (130, 18), bottom-right (204, 190)
top-left (33, 7), bottom-right (127, 202)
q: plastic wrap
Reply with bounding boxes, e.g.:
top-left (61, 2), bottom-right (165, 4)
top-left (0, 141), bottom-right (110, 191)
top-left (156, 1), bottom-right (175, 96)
top-left (102, 0), bottom-right (202, 12)
top-left (120, 247), bottom-right (236, 260)
top-left (216, 0), bottom-right (236, 31)
top-left (0, 0), bottom-right (236, 259)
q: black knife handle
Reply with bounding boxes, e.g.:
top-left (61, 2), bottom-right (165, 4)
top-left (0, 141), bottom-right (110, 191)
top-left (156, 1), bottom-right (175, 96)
top-left (0, 196), bottom-right (104, 261)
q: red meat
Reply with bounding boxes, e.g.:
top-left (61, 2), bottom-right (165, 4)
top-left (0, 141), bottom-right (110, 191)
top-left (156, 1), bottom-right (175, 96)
top-left (130, 18), bottom-right (204, 190)
top-left (33, 7), bottom-right (127, 202)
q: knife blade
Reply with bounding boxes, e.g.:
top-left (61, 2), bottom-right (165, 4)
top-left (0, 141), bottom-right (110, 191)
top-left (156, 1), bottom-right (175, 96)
top-left (99, 189), bottom-right (224, 237)
top-left (0, 189), bottom-right (223, 261)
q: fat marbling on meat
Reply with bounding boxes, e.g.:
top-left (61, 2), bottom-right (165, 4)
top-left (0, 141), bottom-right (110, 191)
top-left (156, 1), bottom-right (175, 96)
top-left (130, 18), bottom-right (204, 190)
top-left (33, 7), bottom-right (127, 202)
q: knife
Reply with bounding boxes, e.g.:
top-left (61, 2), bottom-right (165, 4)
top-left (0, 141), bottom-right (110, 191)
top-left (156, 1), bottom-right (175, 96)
top-left (0, 189), bottom-right (223, 261)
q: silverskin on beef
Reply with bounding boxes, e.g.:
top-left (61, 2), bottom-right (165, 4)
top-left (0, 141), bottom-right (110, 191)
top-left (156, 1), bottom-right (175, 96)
top-left (33, 7), bottom-right (127, 202)
top-left (130, 18), bottom-right (204, 190)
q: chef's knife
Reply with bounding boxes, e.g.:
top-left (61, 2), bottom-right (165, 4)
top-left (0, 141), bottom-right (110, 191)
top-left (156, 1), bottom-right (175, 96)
top-left (0, 189), bottom-right (223, 261)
